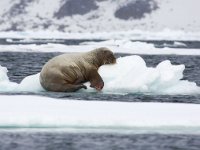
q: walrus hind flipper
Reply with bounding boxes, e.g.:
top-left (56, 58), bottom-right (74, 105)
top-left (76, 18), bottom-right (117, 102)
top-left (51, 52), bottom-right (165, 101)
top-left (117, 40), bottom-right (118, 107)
top-left (65, 84), bottom-right (87, 92)
top-left (88, 69), bottom-right (104, 90)
top-left (54, 83), bottom-right (87, 92)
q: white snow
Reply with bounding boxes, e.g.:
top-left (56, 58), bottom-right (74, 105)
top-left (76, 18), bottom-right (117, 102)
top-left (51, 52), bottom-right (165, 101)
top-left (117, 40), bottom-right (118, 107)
top-left (26, 0), bottom-right (61, 19)
top-left (1, 29), bottom-right (200, 41)
top-left (1, 0), bottom-right (200, 32)
top-left (0, 0), bottom-right (13, 15)
top-left (0, 95), bottom-right (200, 133)
top-left (0, 55), bottom-right (200, 95)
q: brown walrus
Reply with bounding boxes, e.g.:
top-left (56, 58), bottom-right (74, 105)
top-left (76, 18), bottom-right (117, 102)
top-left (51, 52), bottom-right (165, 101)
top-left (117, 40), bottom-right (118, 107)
top-left (40, 47), bottom-right (116, 92)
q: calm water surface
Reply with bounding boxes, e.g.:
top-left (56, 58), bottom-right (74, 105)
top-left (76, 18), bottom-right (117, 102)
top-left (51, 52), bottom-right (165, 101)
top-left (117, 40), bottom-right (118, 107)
top-left (0, 131), bottom-right (200, 150)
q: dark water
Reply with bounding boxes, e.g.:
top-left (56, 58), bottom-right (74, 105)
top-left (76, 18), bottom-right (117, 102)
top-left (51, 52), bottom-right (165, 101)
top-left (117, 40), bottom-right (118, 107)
top-left (1, 131), bottom-right (200, 150)
top-left (1, 40), bottom-right (200, 150)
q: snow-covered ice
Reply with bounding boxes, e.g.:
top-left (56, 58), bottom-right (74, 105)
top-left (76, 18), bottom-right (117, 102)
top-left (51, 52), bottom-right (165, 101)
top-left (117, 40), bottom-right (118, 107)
top-left (0, 55), bottom-right (199, 95)
top-left (97, 55), bottom-right (200, 95)
top-left (1, 29), bottom-right (200, 41)
top-left (81, 40), bottom-right (200, 55)
top-left (0, 95), bottom-right (200, 133)
top-left (1, 40), bottom-right (200, 55)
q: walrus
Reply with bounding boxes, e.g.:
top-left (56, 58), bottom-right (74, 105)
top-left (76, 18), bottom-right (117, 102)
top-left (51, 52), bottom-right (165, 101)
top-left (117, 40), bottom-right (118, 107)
top-left (40, 47), bottom-right (116, 92)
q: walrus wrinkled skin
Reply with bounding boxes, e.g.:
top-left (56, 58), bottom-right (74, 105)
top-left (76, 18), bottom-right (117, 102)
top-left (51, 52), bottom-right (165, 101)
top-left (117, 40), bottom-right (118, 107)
top-left (40, 47), bottom-right (116, 92)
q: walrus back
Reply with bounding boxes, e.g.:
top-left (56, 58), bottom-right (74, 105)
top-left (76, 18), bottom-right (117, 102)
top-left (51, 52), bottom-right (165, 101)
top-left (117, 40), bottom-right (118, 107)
top-left (39, 53), bottom-right (90, 91)
top-left (39, 49), bottom-right (111, 92)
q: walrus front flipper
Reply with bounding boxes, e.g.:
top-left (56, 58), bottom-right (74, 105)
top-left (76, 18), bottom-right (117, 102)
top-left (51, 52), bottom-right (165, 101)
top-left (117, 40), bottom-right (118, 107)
top-left (88, 69), bottom-right (104, 91)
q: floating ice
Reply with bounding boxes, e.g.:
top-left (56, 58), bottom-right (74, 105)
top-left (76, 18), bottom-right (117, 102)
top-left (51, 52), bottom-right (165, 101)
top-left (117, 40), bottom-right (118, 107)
top-left (81, 40), bottom-right (200, 55)
top-left (1, 40), bottom-right (200, 55)
top-left (0, 67), bottom-right (44, 93)
top-left (86, 55), bottom-right (200, 95)
top-left (0, 66), bottom-right (18, 91)
top-left (0, 95), bottom-right (200, 132)
top-left (18, 73), bottom-right (45, 92)
top-left (0, 55), bottom-right (200, 95)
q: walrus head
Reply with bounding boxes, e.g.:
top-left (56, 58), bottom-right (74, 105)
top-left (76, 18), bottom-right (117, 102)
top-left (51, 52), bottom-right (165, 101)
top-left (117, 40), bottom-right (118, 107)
top-left (94, 47), bottom-right (116, 65)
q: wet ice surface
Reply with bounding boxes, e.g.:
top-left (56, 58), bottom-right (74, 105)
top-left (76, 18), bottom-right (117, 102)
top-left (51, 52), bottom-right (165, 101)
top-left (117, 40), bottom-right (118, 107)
top-left (1, 52), bottom-right (200, 103)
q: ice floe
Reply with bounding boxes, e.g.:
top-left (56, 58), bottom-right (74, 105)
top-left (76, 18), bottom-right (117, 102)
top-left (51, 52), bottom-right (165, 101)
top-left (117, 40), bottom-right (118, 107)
top-left (0, 95), bottom-right (200, 132)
